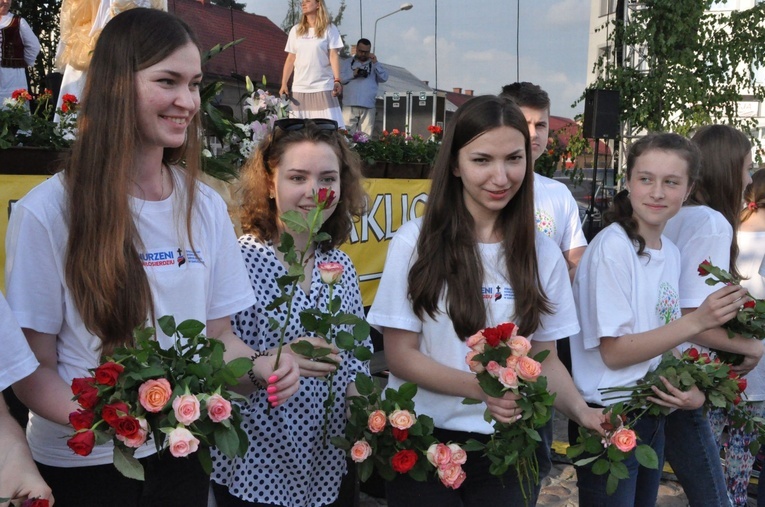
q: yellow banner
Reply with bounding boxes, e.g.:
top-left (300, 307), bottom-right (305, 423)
top-left (340, 178), bottom-right (431, 307)
top-left (0, 175), bottom-right (50, 290)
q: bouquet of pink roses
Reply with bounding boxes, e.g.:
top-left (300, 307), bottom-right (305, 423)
top-left (332, 374), bottom-right (467, 489)
top-left (67, 317), bottom-right (253, 480)
top-left (462, 322), bottom-right (555, 501)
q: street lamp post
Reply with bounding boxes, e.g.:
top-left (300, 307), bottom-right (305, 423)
top-left (373, 3), bottom-right (413, 52)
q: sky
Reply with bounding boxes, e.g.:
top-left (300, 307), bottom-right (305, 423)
top-left (242, 0), bottom-right (593, 118)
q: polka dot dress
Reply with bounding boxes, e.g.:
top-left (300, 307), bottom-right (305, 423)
top-left (211, 236), bottom-right (370, 507)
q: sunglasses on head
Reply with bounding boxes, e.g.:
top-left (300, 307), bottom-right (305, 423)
top-left (273, 118), bottom-right (339, 132)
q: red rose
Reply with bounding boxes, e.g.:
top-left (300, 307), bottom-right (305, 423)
top-left (69, 409), bottom-right (95, 431)
top-left (94, 362), bottom-right (124, 386)
top-left (686, 348), bottom-right (700, 361)
top-left (738, 378), bottom-right (748, 392)
top-left (734, 395), bottom-right (742, 405)
top-left (114, 416), bottom-right (141, 439)
top-left (698, 260), bottom-right (712, 276)
top-left (21, 499), bottom-right (49, 507)
top-left (496, 322), bottom-right (518, 342)
top-left (744, 300), bottom-right (756, 309)
top-left (392, 428), bottom-right (409, 442)
top-left (67, 430), bottom-right (96, 456)
top-left (699, 353), bottom-right (710, 364)
top-left (391, 449), bottom-right (418, 473)
top-left (482, 327), bottom-right (502, 347)
top-left (71, 377), bottom-right (99, 409)
top-left (102, 402), bottom-right (130, 427)
top-left (317, 188), bottom-right (336, 207)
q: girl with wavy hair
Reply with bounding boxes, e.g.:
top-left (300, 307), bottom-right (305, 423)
top-left (4, 8), bottom-right (299, 506)
top-left (279, 0), bottom-right (344, 125)
top-left (367, 95), bottom-right (606, 505)
top-left (211, 118), bottom-right (370, 507)
top-left (570, 133), bottom-right (747, 506)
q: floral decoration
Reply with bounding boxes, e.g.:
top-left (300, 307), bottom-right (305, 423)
top-left (461, 322), bottom-right (555, 502)
top-left (332, 375), bottom-right (466, 488)
top-left (66, 317), bottom-right (253, 480)
top-left (0, 89), bottom-right (78, 150)
top-left (345, 127), bottom-right (442, 167)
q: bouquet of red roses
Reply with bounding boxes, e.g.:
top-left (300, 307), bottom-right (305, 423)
top-left (67, 316), bottom-right (253, 480)
top-left (462, 322), bottom-right (555, 501)
top-left (332, 374), bottom-right (467, 489)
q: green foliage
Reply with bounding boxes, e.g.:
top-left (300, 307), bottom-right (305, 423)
top-left (0, 90), bottom-right (77, 149)
top-left (347, 128), bottom-right (442, 166)
top-left (589, 0), bottom-right (765, 146)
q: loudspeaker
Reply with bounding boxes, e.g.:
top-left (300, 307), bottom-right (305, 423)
top-left (583, 89), bottom-right (620, 139)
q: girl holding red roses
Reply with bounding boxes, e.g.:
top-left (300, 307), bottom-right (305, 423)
top-left (665, 125), bottom-right (761, 507)
top-left (569, 133), bottom-right (747, 506)
top-left (210, 120), bottom-right (372, 507)
top-left (367, 95), bottom-right (607, 505)
top-left (4, 9), bottom-right (299, 507)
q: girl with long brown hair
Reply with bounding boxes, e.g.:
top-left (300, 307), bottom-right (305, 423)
top-left (4, 8), bottom-right (298, 506)
top-left (367, 95), bottom-right (606, 505)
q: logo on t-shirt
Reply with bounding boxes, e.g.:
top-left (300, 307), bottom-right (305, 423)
top-left (482, 285), bottom-right (514, 302)
top-left (177, 248), bottom-right (186, 267)
top-left (656, 282), bottom-right (681, 325)
top-left (139, 247), bottom-right (204, 271)
top-left (535, 209), bottom-right (556, 238)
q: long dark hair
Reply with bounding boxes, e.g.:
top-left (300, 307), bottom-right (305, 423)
top-left (408, 95), bottom-right (551, 339)
top-left (239, 121), bottom-right (366, 250)
top-left (604, 133), bottom-right (701, 257)
top-left (64, 8), bottom-right (202, 354)
top-left (690, 124), bottom-right (751, 278)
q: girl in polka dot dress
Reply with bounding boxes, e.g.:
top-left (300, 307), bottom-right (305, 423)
top-left (211, 119), bottom-right (371, 507)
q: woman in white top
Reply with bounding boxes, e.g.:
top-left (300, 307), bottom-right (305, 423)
top-left (4, 9), bottom-right (299, 507)
top-left (279, 0), bottom-right (344, 126)
top-left (569, 133), bottom-right (746, 506)
top-left (368, 95), bottom-right (606, 506)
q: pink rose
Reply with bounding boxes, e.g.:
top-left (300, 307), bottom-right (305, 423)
top-left (368, 410), bottom-right (387, 433)
top-left (438, 462), bottom-right (466, 489)
top-left (317, 261), bottom-right (344, 285)
top-left (505, 355), bottom-right (519, 370)
top-left (172, 394), bottom-right (201, 425)
top-left (426, 443), bottom-right (452, 467)
top-left (466, 331), bottom-right (487, 352)
top-left (465, 350), bottom-right (485, 373)
top-left (447, 443), bottom-right (467, 465)
top-left (388, 409), bottom-right (416, 430)
top-left (116, 417), bottom-right (149, 448)
top-left (350, 440), bottom-right (372, 463)
top-left (516, 356), bottom-right (542, 382)
top-left (138, 378), bottom-right (172, 413)
top-left (610, 427), bottom-right (637, 453)
top-left (206, 394), bottom-right (232, 423)
top-left (498, 367), bottom-right (519, 389)
top-left (508, 336), bottom-right (532, 357)
top-left (486, 360), bottom-right (502, 377)
top-left (167, 426), bottom-right (200, 457)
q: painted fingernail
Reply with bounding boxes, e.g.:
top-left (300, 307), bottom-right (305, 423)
top-left (268, 395), bottom-right (278, 403)
top-left (267, 385), bottom-right (278, 394)
top-left (268, 375), bottom-right (278, 384)
top-left (516, 414), bottom-right (522, 421)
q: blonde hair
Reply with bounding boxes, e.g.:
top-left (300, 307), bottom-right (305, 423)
top-left (296, 0), bottom-right (331, 38)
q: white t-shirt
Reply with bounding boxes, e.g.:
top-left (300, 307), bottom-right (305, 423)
top-left (4, 170), bottom-right (256, 467)
top-left (570, 224), bottom-right (682, 406)
top-left (0, 293), bottom-right (38, 391)
top-left (285, 24), bottom-right (343, 93)
top-left (735, 230), bottom-right (765, 401)
top-left (533, 173), bottom-right (587, 254)
top-left (367, 218), bottom-right (580, 434)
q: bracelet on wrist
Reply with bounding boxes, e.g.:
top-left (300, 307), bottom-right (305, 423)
top-left (247, 350), bottom-right (271, 389)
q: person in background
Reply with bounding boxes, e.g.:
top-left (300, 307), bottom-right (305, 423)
top-left (340, 38), bottom-right (387, 136)
top-left (279, 0), bottom-right (344, 126)
top-left (5, 9), bottom-right (298, 507)
top-left (662, 124), bottom-right (761, 507)
top-left (0, 0), bottom-right (40, 102)
top-left (0, 293), bottom-right (53, 506)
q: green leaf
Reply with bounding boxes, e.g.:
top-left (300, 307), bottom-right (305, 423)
top-left (355, 373), bottom-right (376, 396)
top-left (226, 357), bottom-right (255, 379)
top-left (214, 424), bottom-right (241, 459)
top-left (197, 445), bottom-right (213, 475)
top-left (353, 345), bottom-right (373, 361)
top-left (290, 340), bottom-right (319, 357)
top-left (606, 473), bottom-right (620, 495)
top-left (177, 319), bottom-right (205, 339)
top-left (610, 461), bottom-right (629, 479)
top-left (592, 458), bottom-right (610, 475)
top-left (462, 439), bottom-right (486, 452)
top-left (635, 444), bottom-right (659, 469)
top-left (358, 459), bottom-right (374, 482)
top-left (335, 331), bottom-right (355, 350)
top-left (281, 210), bottom-right (308, 234)
top-left (113, 445), bottom-right (145, 481)
top-left (396, 382), bottom-right (418, 401)
top-left (158, 315), bottom-right (177, 337)
top-left (461, 397), bottom-right (482, 405)
top-left (573, 455), bottom-right (600, 467)
top-left (330, 436), bottom-right (351, 450)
